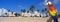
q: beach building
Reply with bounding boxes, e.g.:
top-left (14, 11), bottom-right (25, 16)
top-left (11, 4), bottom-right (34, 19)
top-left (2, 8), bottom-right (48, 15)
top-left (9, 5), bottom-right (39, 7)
top-left (0, 8), bottom-right (8, 16)
top-left (8, 12), bottom-right (16, 16)
top-left (34, 11), bottom-right (40, 17)
top-left (21, 11), bottom-right (40, 17)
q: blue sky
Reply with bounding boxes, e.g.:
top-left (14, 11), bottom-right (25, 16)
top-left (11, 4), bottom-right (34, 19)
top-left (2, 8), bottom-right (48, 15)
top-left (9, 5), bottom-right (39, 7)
top-left (0, 0), bottom-right (60, 13)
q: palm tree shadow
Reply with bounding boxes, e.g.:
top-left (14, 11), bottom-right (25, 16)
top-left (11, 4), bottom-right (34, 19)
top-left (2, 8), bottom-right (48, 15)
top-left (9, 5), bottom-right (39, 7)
top-left (47, 17), bottom-right (53, 22)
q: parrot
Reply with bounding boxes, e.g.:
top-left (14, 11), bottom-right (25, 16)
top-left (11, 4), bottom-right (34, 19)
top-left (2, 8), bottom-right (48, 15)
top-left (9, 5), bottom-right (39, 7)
top-left (46, 0), bottom-right (57, 16)
top-left (46, 0), bottom-right (58, 22)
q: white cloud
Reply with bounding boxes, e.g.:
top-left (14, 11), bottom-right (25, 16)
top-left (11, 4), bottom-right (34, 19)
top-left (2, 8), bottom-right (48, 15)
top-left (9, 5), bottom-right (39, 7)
top-left (18, 5), bottom-right (26, 9)
top-left (39, 0), bottom-right (48, 8)
top-left (18, 5), bottom-right (23, 9)
top-left (18, 5), bottom-right (22, 8)
top-left (53, 0), bottom-right (60, 4)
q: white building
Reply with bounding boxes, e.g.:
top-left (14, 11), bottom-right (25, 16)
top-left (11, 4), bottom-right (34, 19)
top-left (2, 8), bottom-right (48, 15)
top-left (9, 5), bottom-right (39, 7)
top-left (8, 12), bottom-right (16, 16)
top-left (0, 8), bottom-right (8, 16)
top-left (21, 12), bottom-right (25, 16)
top-left (21, 11), bottom-right (31, 17)
top-left (0, 8), bottom-right (16, 17)
top-left (34, 11), bottom-right (40, 17)
top-left (21, 11), bottom-right (40, 17)
top-left (23, 11), bottom-right (28, 16)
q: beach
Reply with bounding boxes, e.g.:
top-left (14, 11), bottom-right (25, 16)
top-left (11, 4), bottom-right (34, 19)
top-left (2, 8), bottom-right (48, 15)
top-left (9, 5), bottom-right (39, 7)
top-left (0, 17), bottom-right (60, 22)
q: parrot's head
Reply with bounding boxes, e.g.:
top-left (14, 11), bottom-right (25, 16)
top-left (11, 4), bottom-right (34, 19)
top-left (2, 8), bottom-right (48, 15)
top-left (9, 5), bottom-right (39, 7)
top-left (46, 1), bottom-right (53, 6)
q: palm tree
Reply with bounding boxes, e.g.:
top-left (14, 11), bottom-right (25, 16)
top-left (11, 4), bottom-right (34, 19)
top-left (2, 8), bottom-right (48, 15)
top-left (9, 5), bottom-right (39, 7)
top-left (37, 9), bottom-right (40, 13)
top-left (15, 13), bottom-right (17, 17)
top-left (42, 9), bottom-right (44, 13)
top-left (42, 8), bottom-right (48, 17)
top-left (21, 9), bottom-right (26, 16)
top-left (36, 9), bottom-right (40, 17)
top-left (29, 5), bottom-right (35, 17)
top-left (17, 13), bottom-right (20, 16)
top-left (30, 5), bottom-right (34, 12)
top-left (15, 13), bottom-right (20, 17)
top-left (45, 8), bottom-right (47, 11)
top-left (27, 11), bottom-right (29, 13)
top-left (8, 9), bottom-right (10, 12)
top-left (45, 8), bottom-right (48, 17)
top-left (21, 9), bottom-right (26, 13)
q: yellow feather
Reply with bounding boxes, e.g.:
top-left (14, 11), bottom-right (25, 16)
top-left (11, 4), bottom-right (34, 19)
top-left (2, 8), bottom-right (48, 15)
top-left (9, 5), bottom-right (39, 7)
top-left (49, 10), bottom-right (57, 16)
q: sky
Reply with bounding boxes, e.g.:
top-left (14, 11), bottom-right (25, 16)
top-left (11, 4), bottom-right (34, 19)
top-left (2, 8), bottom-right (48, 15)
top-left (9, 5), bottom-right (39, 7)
top-left (0, 0), bottom-right (60, 13)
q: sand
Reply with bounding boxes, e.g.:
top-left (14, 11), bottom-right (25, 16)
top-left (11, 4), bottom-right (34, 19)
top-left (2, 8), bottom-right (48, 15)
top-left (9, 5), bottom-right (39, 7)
top-left (0, 17), bottom-right (60, 22)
